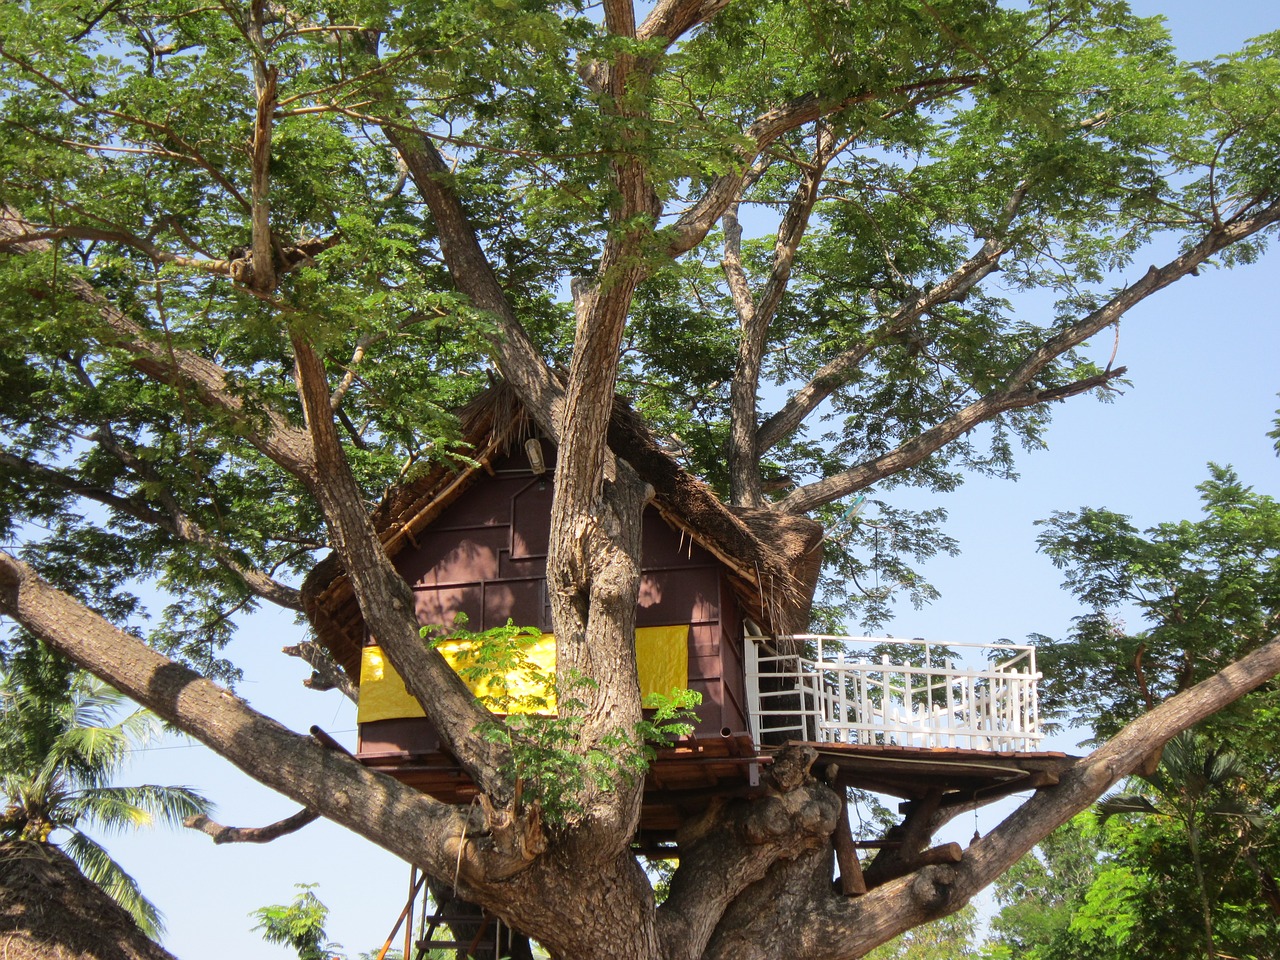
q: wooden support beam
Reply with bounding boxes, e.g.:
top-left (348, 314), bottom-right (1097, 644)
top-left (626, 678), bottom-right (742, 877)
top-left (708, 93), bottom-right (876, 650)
top-left (917, 841), bottom-right (963, 867)
top-left (376, 871), bottom-right (429, 960)
top-left (935, 769), bottom-right (1061, 809)
top-left (310, 724), bottom-right (354, 756)
top-left (833, 802), bottom-right (867, 896)
top-left (864, 842), bottom-right (964, 889)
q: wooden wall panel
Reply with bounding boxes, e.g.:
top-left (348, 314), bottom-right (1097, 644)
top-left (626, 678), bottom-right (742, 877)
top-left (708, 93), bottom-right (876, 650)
top-left (361, 449), bottom-right (755, 767)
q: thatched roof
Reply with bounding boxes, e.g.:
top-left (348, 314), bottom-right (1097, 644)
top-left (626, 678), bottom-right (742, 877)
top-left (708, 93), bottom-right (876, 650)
top-left (302, 383), bottom-right (824, 678)
top-left (0, 841), bottom-right (179, 960)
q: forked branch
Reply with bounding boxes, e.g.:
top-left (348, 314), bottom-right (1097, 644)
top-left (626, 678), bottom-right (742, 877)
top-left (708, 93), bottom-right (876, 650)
top-left (757, 183), bottom-right (1028, 455)
top-left (775, 196), bottom-right (1280, 514)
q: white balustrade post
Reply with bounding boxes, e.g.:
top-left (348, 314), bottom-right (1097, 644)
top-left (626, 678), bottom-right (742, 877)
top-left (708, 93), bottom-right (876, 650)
top-left (744, 636), bottom-right (761, 746)
top-left (945, 661), bottom-right (956, 748)
top-left (836, 646), bottom-right (848, 744)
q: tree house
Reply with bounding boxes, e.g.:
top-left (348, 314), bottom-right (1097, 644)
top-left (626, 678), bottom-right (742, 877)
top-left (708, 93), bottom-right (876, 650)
top-left (303, 386), bottom-right (1072, 851)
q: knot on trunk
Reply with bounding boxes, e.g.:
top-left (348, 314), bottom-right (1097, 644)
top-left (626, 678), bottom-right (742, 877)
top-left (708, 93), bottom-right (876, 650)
top-left (910, 863), bottom-right (958, 913)
top-left (767, 744), bottom-right (818, 793)
top-left (743, 781), bottom-right (841, 849)
top-left (448, 795), bottom-right (548, 884)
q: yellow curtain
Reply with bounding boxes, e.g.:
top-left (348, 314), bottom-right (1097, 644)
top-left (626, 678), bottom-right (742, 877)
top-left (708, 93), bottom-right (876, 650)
top-left (357, 625), bottom-right (690, 724)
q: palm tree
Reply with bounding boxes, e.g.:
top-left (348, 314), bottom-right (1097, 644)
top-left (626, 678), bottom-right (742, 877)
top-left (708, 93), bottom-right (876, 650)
top-left (1098, 730), bottom-right (1266, 960)
top-left (0, 661), bottom-right (211, 938)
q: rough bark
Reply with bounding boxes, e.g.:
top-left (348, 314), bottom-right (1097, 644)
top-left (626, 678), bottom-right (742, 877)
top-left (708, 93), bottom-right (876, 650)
top-left (0, 551), bottom-right (546, 898)
top-left (385, 124), bottom-right (567, 438)
top-left (724, 130), bottom-right (831, 507)
top-left (184, 808), bottom-right (319, 844)
top-left (289, 331), bottom-right (511, 794)
top-left (6, 8), bottom-right (1280, 960)
top-left (6, 373), bottom-right (1280, 960)
top-left (656, 747), bottom-right (843, 960)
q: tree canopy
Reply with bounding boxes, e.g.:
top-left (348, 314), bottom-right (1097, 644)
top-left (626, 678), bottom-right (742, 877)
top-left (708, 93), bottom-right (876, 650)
top-left (2, 1), bottom-right (1280, 958)
top-left (997, 463), bottom-right (1280, 960)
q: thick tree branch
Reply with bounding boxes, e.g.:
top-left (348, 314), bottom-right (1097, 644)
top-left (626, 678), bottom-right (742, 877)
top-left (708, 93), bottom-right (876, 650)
top-left (0, 550), bottom-right (548, 891)
top-left (603, 0), bottom-right (637, 38)
top-left (4, 205), bottom-right (505, 786)
top-left (703, 634), bottom-right (1280, 959)
top-left (247, 53), bottom-right (278, 292)
top-left (184, 807), bottom-right (319, 844)
top-left (725, 131), bottom-right (831, 506)
top-left (383, 127), bottom-right (565, 435)
top-left (536, 0), bottom-right (679, 851)
top-left (637, 0), bottom-right (731, 43)
top-left (288, 330), bottom-right (512, 793)
top-left (655, 746), bottom-right (842, 960)
top-left (775, 366), bottom-right (1126, 514)
top-left (757, 183), bottom-right (1028, 455)
top-left (775, 197), bottom-right (1280, 514)
top-left (792, 634), bottom-right (1280, 960)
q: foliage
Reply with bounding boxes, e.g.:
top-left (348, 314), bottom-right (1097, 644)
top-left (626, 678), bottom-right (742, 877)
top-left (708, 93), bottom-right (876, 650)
top-left (1005, 464), bottom-right (1280, 959)
top-left (251, 884), bottom-right (344, 960)
top-left (1036, 464), bottom-right (1280, 741)
top-left (989, 814), bottom-right (1106, 960)
top-left (864, 904), bottom-right (984, 960)
top-left (992, 754), bottom-right (1280, 960)
top-left (432, 617), bottom-right (701, 823)
top-left (1091, 731), bottom-right (1279, 960)
top-left (1, 0), bottom-right (1277, 653)
top-left (2, 0), bottom-right (1280, 956)
top-left (0, 649), bottom-right (211, 937)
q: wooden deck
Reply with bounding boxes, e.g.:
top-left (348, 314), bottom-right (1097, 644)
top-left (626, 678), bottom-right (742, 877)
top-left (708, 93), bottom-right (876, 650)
top-left (359, 732), bottom-right (1075, 852)
top-left (358, 635), bottom-right (1067, 851)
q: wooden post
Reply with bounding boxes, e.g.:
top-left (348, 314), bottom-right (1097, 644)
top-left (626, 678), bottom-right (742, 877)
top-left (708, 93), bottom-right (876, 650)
top-left (833, 801), bottom-right (867, 896)
top-left (404, 866), bottom-right (416, 960)
top-left (375, 871), bottom-right (428, 960)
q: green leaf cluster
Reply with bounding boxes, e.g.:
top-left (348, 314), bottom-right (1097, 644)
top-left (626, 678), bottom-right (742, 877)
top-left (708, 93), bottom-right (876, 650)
top-left (424, 619), bottom-right (700, 824)
top-left (250, 883), bottom-right (343, 960)
top-left (1035, 464), bottom-right (1280, 740)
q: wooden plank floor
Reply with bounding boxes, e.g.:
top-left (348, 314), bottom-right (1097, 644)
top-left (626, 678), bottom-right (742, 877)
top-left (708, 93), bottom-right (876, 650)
top-left (360, 736), bottom-right (1076, 851)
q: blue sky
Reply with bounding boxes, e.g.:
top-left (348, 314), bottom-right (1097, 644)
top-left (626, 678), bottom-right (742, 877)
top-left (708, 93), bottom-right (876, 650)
top-left (99, 3), bottom-right (1280, 957)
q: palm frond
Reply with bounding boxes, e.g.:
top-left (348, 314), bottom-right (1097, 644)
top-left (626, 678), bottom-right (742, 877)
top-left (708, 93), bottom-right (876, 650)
top-left (1097, 791), bottom-right (1162, 823)
top-left (71, 784), bottom-right (211, 833)
top-left (62, 829), bottom-right (165, 938)
top-left (50, 725), bottom-right (131, 786)
top-left (66, 677), bottom-right (131, 731)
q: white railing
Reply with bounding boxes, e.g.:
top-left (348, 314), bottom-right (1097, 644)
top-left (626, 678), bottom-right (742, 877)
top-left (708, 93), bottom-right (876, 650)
top-left (744, 635), bottom-right (1042, 752)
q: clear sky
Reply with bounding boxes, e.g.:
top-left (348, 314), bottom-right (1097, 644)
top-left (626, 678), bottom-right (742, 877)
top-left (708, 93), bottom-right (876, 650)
top-left (98, 3), bottom-right (1280, 957)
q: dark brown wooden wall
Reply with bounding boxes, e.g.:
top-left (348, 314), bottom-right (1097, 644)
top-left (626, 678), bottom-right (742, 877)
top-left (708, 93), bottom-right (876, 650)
top-left (360, 452), bottom-right (750, 761)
